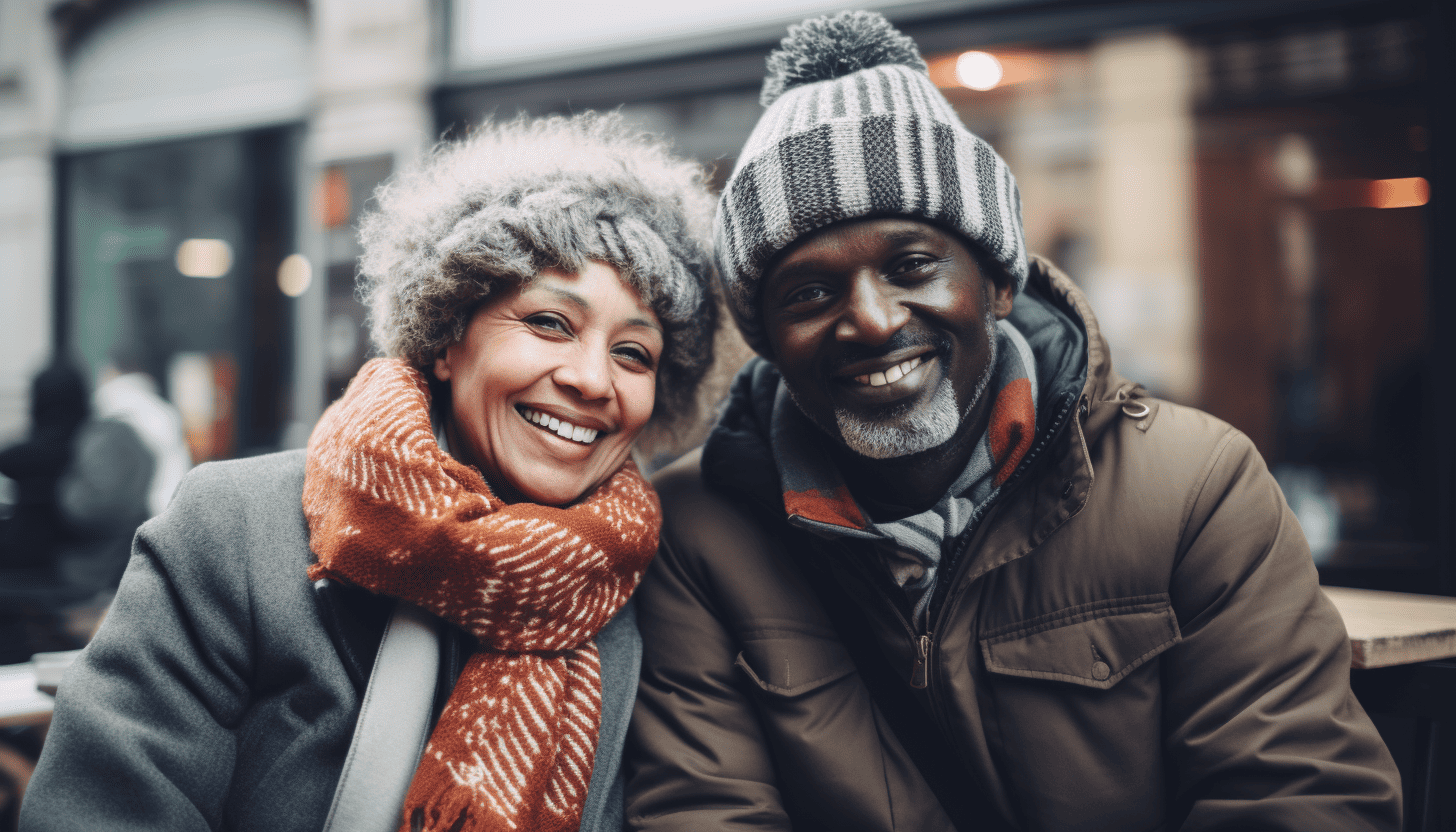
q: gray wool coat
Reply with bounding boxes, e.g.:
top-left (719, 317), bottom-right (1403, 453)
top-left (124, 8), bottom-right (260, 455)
top-left (20, 449), bottom-right (640, 832)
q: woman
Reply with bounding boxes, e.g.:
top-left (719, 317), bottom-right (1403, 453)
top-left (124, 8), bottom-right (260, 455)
top-left (21, 113), bottom-right (717, 832)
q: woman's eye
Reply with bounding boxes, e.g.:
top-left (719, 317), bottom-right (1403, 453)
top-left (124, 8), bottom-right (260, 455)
top-left (613, 345), bottom-right (655, 370)
top-left (525, 313), bottom-right (570, 334)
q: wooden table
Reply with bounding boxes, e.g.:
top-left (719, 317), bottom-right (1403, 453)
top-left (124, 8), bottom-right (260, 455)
top-left (1324, 586), bottom-right (1456, 832)
top-left (1323, 586), bottom-right (1456, 669)
top-left (0, 662), bottom-right (53, 729)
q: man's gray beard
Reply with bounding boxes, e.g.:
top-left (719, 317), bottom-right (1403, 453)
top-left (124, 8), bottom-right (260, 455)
top-left (829, 318), bottom-right (1000, 460)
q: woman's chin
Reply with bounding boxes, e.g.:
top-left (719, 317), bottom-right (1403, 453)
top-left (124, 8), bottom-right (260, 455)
top-left (507, 480), bottom-right (593, 507)
top-left (495, 458), bottom-right (620, 507)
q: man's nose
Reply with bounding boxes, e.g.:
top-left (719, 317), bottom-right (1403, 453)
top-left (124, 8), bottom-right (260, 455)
top-left (835, 274), bottom-right (909, 345)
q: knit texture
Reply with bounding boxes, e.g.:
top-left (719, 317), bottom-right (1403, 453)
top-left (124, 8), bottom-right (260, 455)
top-left (716, 11), bottom-right (1028, 355)
top-left (301, 358), bottom-right (660, 832)
top-left (771, 320), bottom-right (1038, 624)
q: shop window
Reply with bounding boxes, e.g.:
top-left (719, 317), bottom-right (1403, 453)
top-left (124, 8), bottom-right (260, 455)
top-left (62, 127), bottom-right (300, 460)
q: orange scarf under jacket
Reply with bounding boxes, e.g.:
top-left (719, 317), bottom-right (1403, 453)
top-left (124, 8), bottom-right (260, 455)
top-left (302, 358), bottom-right (659, 832)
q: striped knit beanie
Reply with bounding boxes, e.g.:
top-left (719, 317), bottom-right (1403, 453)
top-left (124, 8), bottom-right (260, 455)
top-left (717, 10), bottom-right (1028, 355)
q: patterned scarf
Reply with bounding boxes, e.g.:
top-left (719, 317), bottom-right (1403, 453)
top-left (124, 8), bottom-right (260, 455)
top-left (771, 320), bottom-right (1038, 625)
top-left (302, 358), bottom-right (660, 832)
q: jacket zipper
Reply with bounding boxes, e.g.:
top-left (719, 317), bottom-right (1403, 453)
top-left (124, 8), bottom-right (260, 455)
top-left (920, 391), bottom-right (1081, 703)
top-left (911, 633), bottom-right (932, 688)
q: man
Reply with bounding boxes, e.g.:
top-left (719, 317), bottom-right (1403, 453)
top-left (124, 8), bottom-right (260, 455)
top-left (625, 11), bottom-right (1401, 832)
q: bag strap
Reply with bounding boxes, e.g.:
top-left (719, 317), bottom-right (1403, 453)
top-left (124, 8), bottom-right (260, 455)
top-left (802, 553), bottom-right (1017, 832)
top-left (323, 600), bottom-right (442, 832)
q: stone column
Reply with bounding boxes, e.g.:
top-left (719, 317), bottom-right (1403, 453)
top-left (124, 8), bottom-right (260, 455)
top-left (1088, 31), bottom-right (1200, 403)
top-left (285, 0), bottom-right (433, 447)
top-left (0, 0), bottom-right (62, 441)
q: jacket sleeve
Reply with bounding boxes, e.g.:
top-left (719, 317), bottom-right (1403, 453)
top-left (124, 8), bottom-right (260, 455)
top-left (624, 493), bottom-right (792, 831)
top-left (20, 465), bottom-right (256, 831)
top-left (1162, 428), bottom-right (1402, 831)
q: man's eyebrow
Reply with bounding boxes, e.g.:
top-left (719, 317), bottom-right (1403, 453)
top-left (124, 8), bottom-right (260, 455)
top-left (542, 285), bottom-right (662, 334)
top-left (767, 227), bottom-right (944, 287)
top-left (765, 260), bottom-right (821, 289)
top-left (881, 227), bottom-right (941, 247)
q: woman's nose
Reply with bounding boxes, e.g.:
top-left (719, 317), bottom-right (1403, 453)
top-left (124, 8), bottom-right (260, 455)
top-left (835, 275), bottom-right (909, 345)
top-left (552, 346), bottom-right (614, 401)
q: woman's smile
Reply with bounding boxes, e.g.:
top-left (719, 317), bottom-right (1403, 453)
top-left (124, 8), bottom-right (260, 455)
top-left (516, 405), bottom-right (602, 445)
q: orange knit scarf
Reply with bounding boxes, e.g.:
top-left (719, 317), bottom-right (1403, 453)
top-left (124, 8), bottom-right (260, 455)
top-left (302, 358), bottom-right (660, 832)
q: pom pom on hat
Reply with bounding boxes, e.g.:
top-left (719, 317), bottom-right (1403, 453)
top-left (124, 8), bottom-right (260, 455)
top-left (761, 10), bottom-right (927, 106)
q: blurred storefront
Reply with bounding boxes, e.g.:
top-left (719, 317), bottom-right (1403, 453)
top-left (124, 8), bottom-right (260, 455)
top-left (0, 0), bottom-right (432, 462)
top-left (0, 0), bottom-right (1449, 593)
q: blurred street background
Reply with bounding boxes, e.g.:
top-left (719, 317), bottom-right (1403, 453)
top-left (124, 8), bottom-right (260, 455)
top-left (0, 0), bottom-right (1451, 823)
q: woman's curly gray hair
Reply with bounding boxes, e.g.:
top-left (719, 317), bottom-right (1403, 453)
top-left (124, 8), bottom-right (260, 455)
top-left (358, 112), bottom-right (718, 429)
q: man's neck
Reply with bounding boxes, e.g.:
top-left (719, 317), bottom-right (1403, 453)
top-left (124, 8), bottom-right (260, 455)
top-left (831, 400), bottom-right (993, 518)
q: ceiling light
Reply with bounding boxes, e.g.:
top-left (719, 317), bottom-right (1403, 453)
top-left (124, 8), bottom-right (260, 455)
top-left (277, 253), bottom-right (312, 297)
top-left (956, 51), bottom-right (1003, 91)
top-left (175, 239), bottom-right (232, 278)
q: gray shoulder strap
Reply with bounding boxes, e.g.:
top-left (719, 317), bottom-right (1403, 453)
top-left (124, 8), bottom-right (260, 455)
top-left (323, 600), bottom-right (442, 832)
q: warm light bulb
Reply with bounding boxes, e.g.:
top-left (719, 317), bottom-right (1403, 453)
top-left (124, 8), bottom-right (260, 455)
top-left (277, 253), bottom-right (312, 297)
top-left (175, 239), bottom-right (233, 278)
top-left (956, 51), bottom-right (1003, 91)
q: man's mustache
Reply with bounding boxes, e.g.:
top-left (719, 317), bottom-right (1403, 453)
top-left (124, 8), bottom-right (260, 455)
top-left (828, 327), bottom-right (950, 374)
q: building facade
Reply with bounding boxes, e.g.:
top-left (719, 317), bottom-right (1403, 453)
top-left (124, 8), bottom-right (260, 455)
top-left (0, 0), bottom-right (1448, 597)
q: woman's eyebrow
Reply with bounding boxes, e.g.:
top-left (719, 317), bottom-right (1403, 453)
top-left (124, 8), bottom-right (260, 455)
top-left (543, 285), bottom-right (663, 334)
top-left (543, 285), bottom-right (592, 310)
top-left (625, 316), bottom-right (664, 335)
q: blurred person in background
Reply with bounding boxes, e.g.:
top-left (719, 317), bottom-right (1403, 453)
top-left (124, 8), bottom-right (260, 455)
top-left (0, 360), bottom-right (91, 575)
top-left (0, 359), bottom-right (152, 832)
top-left (0, 358), bottom-right (151, 663)
top-left (626, 12), bottom-right (1401, 832)
top-left (93, 345), bottom-right (192, 519)
top-left (21, 112), bottom-right (717, 832)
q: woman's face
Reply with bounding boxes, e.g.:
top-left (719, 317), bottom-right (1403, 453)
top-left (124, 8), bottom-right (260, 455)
top-left (434, 262), bottom-right (662, 506)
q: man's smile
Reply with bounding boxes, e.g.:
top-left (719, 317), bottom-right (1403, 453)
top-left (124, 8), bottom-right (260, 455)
top-left (833, 354), bottom-right (941, 407)
top-left (853, 355), bottom-right (925, 387)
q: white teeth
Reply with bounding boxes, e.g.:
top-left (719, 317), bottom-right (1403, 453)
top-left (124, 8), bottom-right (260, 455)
top-left (855, 356), bottom-right (924, 387)
top-left (519, 408), bottom-right (600, 445)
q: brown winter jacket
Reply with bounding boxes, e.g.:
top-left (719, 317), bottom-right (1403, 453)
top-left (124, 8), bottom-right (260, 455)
top-left (625, 257), bottom-right (1401, 832)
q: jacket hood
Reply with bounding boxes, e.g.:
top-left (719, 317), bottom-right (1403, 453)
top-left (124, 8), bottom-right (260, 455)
top-left (703, 254), bottom-right (1142, 509)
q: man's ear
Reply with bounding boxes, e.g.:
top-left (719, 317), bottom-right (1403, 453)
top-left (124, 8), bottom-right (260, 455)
top-left (991, 278), bottom-right (1015, 321)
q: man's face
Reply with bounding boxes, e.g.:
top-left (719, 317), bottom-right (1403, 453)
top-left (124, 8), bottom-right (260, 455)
top-left (761, 217), bottom-right (1013, 460)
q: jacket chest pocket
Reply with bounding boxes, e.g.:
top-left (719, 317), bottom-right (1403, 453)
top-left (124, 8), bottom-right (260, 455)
top-left (979, 595), bottom-right (1180, 688)
top-left (735, 630), bottom-right (857, 696)
top-left (978, 596), bottom-right (1180, 832)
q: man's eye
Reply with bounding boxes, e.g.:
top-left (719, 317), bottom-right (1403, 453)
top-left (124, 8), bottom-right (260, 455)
top-left (786, 285), bottom-right (831, 305)
top-left (891, 255), bottom-right (937, 276)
